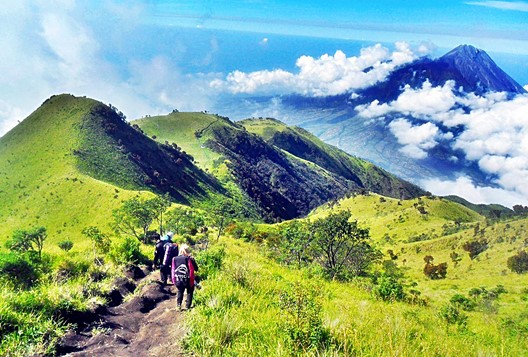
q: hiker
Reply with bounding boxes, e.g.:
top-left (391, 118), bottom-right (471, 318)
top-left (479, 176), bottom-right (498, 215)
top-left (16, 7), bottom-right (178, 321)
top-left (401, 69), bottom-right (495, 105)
top-left (171, 244), bottom-right (199, 310)
top-left (153, 232), bottom-right (178, 287)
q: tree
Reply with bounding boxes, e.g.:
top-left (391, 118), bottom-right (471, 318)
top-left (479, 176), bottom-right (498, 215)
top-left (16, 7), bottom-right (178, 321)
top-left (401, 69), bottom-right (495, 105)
top-left (57, 240), bottom-right (74, 252)
top-left (82, 226), bottom-right (111, 264)
top-left (148, 194), bottom-right (171, 235)
top-left (6, 226), bottom-right (47, 259)
top-left (112, 197), bottom-right (158, 242)
top-left (206, 197), bottom-right (240, 240)
top-left (507, 250), bottom-right (528, 273)
top-left (166, 207), bottom-right (206, 236)
top-left (310, 211), bottom-right (379, 279)
top-left (279, 220), bottom-right (313, 268)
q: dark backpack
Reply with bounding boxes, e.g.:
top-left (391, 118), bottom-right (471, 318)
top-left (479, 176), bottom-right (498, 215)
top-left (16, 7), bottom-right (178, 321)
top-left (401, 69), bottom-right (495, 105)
top-left (174, 259), bottom-right (189, 282)
top-left (162, 243), bottom-right (176, 266)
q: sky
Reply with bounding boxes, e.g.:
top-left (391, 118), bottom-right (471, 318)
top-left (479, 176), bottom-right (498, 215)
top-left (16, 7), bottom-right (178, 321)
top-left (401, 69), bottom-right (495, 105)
top-left (1, 0), bottom-right (528, 206)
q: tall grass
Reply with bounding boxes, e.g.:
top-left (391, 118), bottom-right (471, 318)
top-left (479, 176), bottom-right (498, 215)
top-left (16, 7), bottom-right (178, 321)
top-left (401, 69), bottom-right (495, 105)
top-left (183, 236), bottom-right (528, 356)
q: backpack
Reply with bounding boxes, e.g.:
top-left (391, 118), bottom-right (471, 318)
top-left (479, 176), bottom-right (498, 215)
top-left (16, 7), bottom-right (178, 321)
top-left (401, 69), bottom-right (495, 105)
top-left (173, 258), bottom-right (189, 282)
top-left (162, 242), bottom-right (176, 266)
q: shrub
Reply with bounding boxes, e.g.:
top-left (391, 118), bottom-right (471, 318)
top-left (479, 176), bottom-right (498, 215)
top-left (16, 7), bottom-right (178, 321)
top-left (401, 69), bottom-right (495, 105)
top-left (462, 239), bottom-right (488, 259)
top-left (373, 274), bottom-right (406, 302)
top-left (438, 303), bottom-right (468, 332)
top-left (423, 257), bottom-right (447, 280)
top-left (507, 250), bottom-right (528, 273)
top-left (54, 258), bottom-right (90, 282)
top-left (450, 294), bottom-right (476, 311)
top-left (0, 252), bottom-right (38, 289)
top-left (109, 237), bottom-right (146, 265)
top-left (57, 240), bottom-right (74, 252)
top-left (195, 246), bottom-right (224, 281)
top-left (278, 281), bottom-right (331, 353)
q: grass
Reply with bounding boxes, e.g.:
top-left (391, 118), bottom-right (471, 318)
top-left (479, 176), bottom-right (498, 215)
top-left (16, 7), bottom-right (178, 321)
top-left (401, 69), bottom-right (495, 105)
top-left (132, 112), bottom-right (225, 174)
top-left (183, 233), bottom-right (528, 356)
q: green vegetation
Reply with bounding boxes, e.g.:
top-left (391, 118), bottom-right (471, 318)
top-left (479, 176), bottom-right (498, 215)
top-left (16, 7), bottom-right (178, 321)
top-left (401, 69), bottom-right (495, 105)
top-left (2, 97), bottom-right (528, 355)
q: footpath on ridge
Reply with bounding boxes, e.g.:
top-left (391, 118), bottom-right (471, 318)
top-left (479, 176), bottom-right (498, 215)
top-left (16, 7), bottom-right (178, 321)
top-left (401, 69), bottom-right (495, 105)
top-left (57, 267), bottom-right (187, 357)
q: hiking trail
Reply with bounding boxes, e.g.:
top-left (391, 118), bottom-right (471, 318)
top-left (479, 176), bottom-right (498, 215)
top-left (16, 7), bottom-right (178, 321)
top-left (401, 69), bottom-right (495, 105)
top-left (57, 267), bottom-right (187, 356)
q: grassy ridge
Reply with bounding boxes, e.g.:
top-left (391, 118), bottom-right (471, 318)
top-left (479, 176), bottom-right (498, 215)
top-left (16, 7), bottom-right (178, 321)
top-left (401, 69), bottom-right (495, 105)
top-left (0, 95), bottom-right (148, 251)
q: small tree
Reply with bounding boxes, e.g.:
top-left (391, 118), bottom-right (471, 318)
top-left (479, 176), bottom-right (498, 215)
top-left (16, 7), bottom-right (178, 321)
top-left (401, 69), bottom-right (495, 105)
top-left (310, 211), bottom-right (379, 279)
top-left (423, 256), bottom-right (447, 280)
top-left (279, 220), bottom-right (313, 268)
top-left (112, 197), bottom-right (158, 242)
top-left (6, 226), bottom-right (47, 259)
top-left (57, 240), bottom-right (74, 252)
top-left (82, 226), bottom-right (111, 264)
top-left (148, 194), bottom-right (171, 236)
top-left (463, 239), bottom-right (489, 259)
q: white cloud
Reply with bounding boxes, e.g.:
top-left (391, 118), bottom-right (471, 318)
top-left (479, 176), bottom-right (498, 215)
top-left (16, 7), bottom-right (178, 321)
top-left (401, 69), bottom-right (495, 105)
top-left (466, 1), bottom-right (528, 12)
top-left (356, 77), bottom-right (528, 203)
top-left (0, 1), bottom-right (221, 137)
top-left (212, 42), bottom-right (430, 96)
top-left (388, 118), bottom-right (445, 159)
top-left (422, 176), bottom-right (528, 208)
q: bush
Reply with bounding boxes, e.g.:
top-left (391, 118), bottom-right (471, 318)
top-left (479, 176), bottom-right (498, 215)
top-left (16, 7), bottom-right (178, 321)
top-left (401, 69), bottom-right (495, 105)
top-left (0, 252), bottom-right (38, 289)
top-left (462, 239), bottom-right (488, 259)
top-left (54, 258), bottom-right (91, 282)
top-left (194, 246), bottom-right (225, 281)
top-left (450, 294), bottom-right (476, 311)
top-left (373, 274), bottom-right (406, 302)
top-left (507, 250), bottom-right (528, 273)
top-left (278, 281), bottom-right (331, 353)
top-left (423, 261), bottom-right (447, 280)
top-left (57, 240), bottom-right (74, 252)
top-left (109, 237), bottom-right (146, 265)
top-left (438, 303), bottom-right (468, 332)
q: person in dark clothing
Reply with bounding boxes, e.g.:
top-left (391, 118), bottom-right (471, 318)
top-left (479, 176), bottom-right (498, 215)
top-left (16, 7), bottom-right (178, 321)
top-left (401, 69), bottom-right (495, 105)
top-left (171, 244), bottom-right (198, 310)
top-left (153, 232), bottom-right (178, 287)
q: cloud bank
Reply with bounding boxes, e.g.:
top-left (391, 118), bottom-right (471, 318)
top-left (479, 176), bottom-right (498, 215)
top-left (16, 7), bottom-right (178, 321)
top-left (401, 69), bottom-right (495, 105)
top-left (211, 42), bottom-right (429, 96)
top-left (356, 79), bottom-right (528, 205)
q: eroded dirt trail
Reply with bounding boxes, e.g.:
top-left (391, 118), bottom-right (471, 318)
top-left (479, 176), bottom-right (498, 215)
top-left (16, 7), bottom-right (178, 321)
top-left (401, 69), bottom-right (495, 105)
top-left (58, 270), bottom-right (187, 357)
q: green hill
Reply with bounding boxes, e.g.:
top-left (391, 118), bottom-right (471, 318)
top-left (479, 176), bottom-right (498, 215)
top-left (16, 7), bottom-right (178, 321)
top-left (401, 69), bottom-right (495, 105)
top-left (0, 94), bottom-right (221, 250)
top-left (134, 114), bottom-right (425, 221)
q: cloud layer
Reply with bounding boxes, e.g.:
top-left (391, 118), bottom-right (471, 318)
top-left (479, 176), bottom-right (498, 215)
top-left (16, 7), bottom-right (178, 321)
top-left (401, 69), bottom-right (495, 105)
top-left (211, 42), bottom-right (428, 96)
top-left (356, 79), bottom-right (528, 205)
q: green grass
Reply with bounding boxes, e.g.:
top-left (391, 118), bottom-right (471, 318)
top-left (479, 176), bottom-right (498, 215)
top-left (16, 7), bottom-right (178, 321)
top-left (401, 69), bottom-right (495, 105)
top-left (132, 112), bottom-right (225, 174)
top-left (0, 94), bottom-right (153, 252)
top-left (184, 235), bottom-right (528, 356)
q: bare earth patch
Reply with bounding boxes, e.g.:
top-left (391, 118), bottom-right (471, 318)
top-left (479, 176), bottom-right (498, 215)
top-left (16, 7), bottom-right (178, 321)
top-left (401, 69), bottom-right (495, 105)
top-left (57, 270), bottom-right (187, 357)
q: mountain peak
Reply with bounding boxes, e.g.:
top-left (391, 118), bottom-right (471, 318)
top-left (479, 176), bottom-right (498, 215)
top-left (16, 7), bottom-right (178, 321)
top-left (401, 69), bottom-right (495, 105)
top-left (439, 44), bottom-right (526, 94)
top-left (443, 44), bottom-right (483, 59)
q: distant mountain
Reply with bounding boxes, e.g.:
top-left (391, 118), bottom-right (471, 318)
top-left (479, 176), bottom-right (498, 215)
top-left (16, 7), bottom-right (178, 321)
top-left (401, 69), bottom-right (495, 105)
top-left (134, 114), bottom-right (425, 222)
top-left (443, 195), bottom-right (514, 219)
top-left (355, 44), bottom-right (525, 103)
top-left (221, 45), bottom-right (526, 193)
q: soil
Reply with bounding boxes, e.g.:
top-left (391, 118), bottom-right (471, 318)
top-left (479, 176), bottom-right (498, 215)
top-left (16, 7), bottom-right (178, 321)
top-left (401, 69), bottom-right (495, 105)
top-left (56, 267), bottom-right (188, 357)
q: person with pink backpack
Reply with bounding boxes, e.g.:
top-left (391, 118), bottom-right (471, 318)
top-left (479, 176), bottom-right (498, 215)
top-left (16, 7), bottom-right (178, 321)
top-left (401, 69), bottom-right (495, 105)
top-left (171, 244), bottom-right (199, 310)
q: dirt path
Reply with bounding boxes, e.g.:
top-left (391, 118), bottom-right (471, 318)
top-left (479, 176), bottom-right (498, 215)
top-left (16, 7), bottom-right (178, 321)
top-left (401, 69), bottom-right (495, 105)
top-left (57, 270), bottom-right (188, 356)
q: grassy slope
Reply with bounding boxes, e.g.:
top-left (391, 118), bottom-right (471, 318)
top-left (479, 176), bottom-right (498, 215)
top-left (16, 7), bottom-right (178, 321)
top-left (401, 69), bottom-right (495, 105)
top-left (309, 193), bottom-right (528, 312)
top-left (132, 113), bottom-right (225, 176)
top-left (0, 95), bottom-right (152, 252)
top-left (240, 118), bottom-right (425, 199)
top-left (187, 234), bottom-right (528, 356)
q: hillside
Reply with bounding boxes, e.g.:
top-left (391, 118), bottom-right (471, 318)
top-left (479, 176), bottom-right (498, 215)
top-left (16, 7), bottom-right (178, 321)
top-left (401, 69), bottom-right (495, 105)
top-left (0, 94), bottom-right (221, 249)
top-left (134, 114), bottom-right (425, 221)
